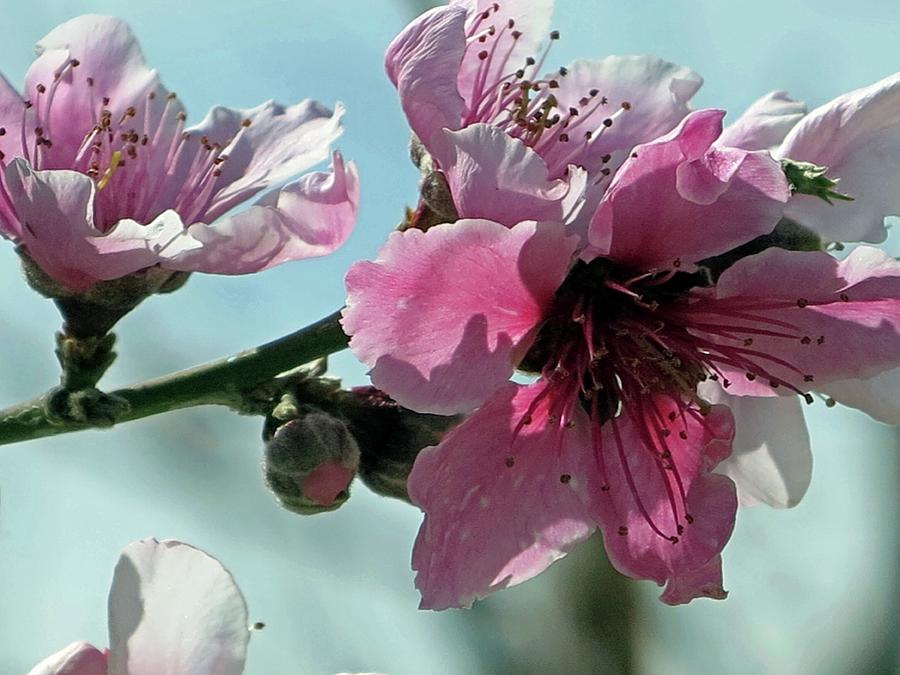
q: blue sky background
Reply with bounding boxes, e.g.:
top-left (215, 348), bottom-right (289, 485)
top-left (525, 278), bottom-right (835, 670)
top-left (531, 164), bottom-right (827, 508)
top-left (0, 1), bottom-right (897, 673)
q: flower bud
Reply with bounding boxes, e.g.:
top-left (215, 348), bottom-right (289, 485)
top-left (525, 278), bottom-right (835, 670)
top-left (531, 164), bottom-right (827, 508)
top-left (342, 387), bottom-right (460, 503)
top-left (264, 411), bottom-right (360, 515)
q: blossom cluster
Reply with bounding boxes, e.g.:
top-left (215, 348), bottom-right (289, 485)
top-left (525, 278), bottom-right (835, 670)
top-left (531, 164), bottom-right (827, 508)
top-left (8, 2), bottom-right (900, 671)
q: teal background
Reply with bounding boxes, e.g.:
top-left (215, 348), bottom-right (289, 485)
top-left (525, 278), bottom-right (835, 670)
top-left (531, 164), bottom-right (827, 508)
top-left (0, 1), bottom-right (897, 673)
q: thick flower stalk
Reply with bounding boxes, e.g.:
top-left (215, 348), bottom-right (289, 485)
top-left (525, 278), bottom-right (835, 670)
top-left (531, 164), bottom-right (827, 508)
top-left (343, 110), bottom-right (900, 608)
top-left (386, 0), bottom-right (702, 231)
top-left (0, 15), bottom-right (359, 293)
top-left (27, 539), bottom-right (251, 675)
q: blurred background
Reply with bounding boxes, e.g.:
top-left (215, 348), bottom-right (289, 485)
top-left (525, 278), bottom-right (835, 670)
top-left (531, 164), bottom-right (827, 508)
top-left (0, 1), bottom-right (898, 673)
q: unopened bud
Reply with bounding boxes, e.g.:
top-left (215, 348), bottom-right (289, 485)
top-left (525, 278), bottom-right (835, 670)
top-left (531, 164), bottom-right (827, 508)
top-left (781, 159), bottom-right (854, 205)
top-left (264, 412), bottom-right (360, 515)
top-left (342, 388), bottom-right (460, 503)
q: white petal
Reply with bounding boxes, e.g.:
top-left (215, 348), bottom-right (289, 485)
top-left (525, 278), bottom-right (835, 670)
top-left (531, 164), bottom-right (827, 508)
top-left (778, 72), bottom-right (900, 243)
top-left (719, 91), bottom-right (807, 152)
top-left (822, 367), bottom-right (900, 425)
top-left (700, 382), bottom-right (812, 508)
top-left (107, 539), bottom-right (249, 675)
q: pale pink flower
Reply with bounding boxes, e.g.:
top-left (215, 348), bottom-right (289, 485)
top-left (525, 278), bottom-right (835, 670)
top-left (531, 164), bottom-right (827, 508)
top-left (27, 539), bottom-right (250, 675)
top-left (0, 15), bottom-right (359, 292)
top-left (343, 109), bottom-right (900, 607)
top-left (386, 0), bottom-right (701, 230)
top-left (724, 72), bottom-right (900, 244)
top-left (705, 71), bottom-right (900, 508)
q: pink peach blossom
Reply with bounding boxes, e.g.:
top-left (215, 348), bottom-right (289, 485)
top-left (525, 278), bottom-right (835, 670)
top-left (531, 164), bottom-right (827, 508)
top-left (0, 15), bottom-right (359, 292)
top-left (344, 109), bottom-right (900, 607)
top-left (386, 0), bottom-right (701, 231)
top-left (27, 539), bottom-right (250, 675)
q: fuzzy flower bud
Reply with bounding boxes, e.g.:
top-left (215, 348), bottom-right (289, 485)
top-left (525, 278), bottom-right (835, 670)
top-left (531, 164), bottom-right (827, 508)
top-left (264, 411), bottom-right (360, 515)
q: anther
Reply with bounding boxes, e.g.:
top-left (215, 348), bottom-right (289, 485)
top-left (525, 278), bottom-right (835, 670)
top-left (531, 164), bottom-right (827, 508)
top-left (601, 484), bottom-right (610, 492)
top-left (559, 66), bottom-right (568, 76)
top-left (36, 84), bottom-right (46, 94)
top-left (816, 336), bottom-right (825, 344)
top-left (621, 101), bottom-right (632, 110)
top-left (803, 393), bottom-right (814, 404)
top-left (559, 474), bottom-right (572, 484)
top-left (602, 118), bottom-right (613, 127)
top-left (550, 30), bottom-right (560, 39)
top-left (803, 374), bottom-right (814, 382)
top-left (746, 372), bottom-right (757, 381)
top-left (743, 338), bottom-right (754, 346)
top-left (525, 56), bottom-right (536, 66)
top-left (669, 536), bottom-right (679, 544)
top-left (617, 526), bottom-right (628, 536)
top-left (678, 430), bottom-right (688, 440)
top-left (505, 456), bottom-right (515, 468)
top-left (601, 153), bottom-right (611, 163)
top-left (70, 58), bottom-right (80, 67)
top-left (241, 118), bottom-right (252, 127)
top-left (825, 398), bottom-right (836, 408)
top-left (86, 77), bottom-right (94, 86)
top-left (558, 133), bottom-right (569, 142)
top-left (801, 336), bottom-right (811, 345)
top-left (589, 89), bottom-right (599, 97)
top-left (796, 298), bottom-right (809, 308)
top-left (478, 50), bottom-right (489, 60)
top-left (839, 293), bottom-right (850, 302)
top-left (685, 514), bottom-right (694, 524)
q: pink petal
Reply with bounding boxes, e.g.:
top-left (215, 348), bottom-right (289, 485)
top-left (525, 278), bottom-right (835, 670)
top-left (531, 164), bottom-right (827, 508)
top-left (719, 91), bottom-right (807, 152)
top-left (0, 73), bottom-right (25, 237)
top-left (699, 381), bottom-right (812, 508)
top-left (343, 219), bottom-right (577, 414)
top-left (581, 397), bottom-right (737, 595)
top-left (4, 161), bottom-right (183, 290)
top-left (189, 100), bottom-right (345, 222)
top-left (164, 152), bottom-right (359, 274)
top-left (821, 367), bottom-right (900, 425)
top-left (543, 56), bottom-right (702, 176)
top-left (26, 15), bottom-right (164, 165)
top-left (107, 539), bottom-right (249, 675)
top-left (587, 109), bottom-right (789, 269)
top-left (409, 382), bottom-right (596, 610)
top-left (433, 124), bottom-right (584, 226)
top-left (384, 4), bottom-right (468, 147)
top-left (778, 72), bottom-right (900, 243)
top-left (659, 555), bottom-right (728, 605)
top-left (26, 641), bottom-right (107, 675)
top-left (696, 246), bottom-right (900, 396)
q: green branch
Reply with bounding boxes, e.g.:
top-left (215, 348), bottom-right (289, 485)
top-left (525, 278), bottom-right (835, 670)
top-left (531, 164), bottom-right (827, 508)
top-left (0, 310), bottom-right (349, 446)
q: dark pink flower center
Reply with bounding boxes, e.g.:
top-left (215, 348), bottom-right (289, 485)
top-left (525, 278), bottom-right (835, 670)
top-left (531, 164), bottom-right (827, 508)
top-left (513, 258), bottom-right (823, 543)
top-left (0, 57), bottom-right (249, 230)
top-left (462, 3), bottom-right (631, 178)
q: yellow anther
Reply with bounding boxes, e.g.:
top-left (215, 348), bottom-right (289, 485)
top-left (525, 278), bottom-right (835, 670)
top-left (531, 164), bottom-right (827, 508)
top-left (96, 150), bottom-right (122, 191)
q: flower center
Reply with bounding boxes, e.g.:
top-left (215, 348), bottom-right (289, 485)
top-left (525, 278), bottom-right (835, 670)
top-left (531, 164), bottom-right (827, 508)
top-left (0, 57), bottom-right (253, 230)
top-left (510, 257), bottom-right (823, 544)
top-left (461, 4), bottom-right (631, 178)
